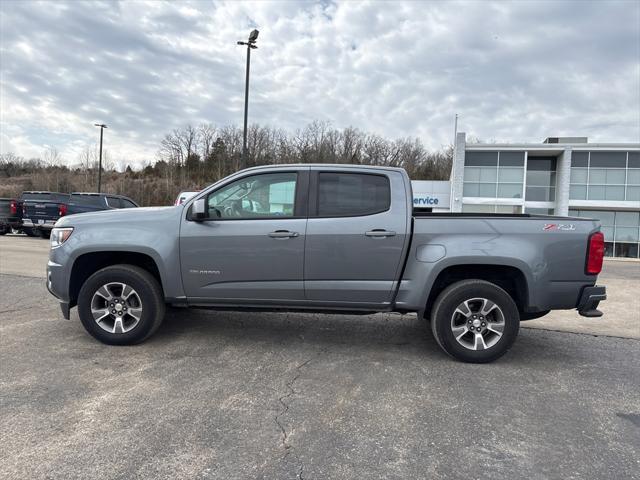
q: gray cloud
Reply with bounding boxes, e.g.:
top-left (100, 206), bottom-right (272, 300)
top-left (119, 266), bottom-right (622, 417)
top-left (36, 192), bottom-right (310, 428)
top-left (1, 0), bottom-right (638, 166)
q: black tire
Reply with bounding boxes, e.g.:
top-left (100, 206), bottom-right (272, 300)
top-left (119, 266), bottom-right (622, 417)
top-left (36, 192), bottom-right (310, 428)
top-left (430, 279), bottom-right (520, 363)
top-left (41, 229), bottom-right (51, 239)
top-left (23, 227), bottom-right (40, 237)
top-left (77, 264), bottom-right (165, 345)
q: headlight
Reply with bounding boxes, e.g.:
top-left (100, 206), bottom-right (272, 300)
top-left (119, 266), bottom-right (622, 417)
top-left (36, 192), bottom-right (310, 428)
top-left (50, 227), bottom-right (74, 248)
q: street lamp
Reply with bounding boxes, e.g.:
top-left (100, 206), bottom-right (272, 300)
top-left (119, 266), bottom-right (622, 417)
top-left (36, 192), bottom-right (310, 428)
top-left (94, 123), bottom-right (107, 193)
top-left (237, 29), bottom-right (259, 168)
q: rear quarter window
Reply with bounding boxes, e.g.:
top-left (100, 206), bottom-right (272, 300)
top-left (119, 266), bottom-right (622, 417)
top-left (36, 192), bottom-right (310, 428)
top-left (106, 197), bottom-right (122, 208)
top-left (71, 195), bottom-right (104, 206)
top-left (317, 172), bottom-right (390, 217)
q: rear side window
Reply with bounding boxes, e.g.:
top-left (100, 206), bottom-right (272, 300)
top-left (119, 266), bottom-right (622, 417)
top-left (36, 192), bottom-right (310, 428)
top-left (106, 197), bottom-right (122, 208)
top-left (121, 199), bottom-right (137, 208)
top-left (318, 172), bottom-right (390, 217)
top-left (71, 195), bottom-right (104, 206)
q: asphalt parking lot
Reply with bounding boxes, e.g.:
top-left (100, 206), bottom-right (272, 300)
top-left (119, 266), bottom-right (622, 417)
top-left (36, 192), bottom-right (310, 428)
top-left (1, 235), bottom-right (639, 479)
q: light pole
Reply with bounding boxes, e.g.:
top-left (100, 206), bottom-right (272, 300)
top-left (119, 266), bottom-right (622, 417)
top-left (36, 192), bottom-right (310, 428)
top-left (237, 29), bottom-right (259, 168)
top-left (94, 123), bottom-right (107, 193)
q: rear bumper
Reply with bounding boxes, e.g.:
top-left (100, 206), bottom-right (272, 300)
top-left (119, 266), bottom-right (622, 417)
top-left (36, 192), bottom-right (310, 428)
top-left (23, 218), bottom-right (56, 230)
top-left (577, 285), bottom-right (606, 317)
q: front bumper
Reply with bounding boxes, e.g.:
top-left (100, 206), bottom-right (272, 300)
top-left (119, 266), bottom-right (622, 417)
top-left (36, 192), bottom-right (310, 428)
top-left (47, 259), bottom-right (71, 319)
top-left (577, 285), bottom-right (606, 318)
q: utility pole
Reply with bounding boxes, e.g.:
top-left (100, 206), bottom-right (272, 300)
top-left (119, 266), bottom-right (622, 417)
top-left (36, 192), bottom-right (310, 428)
top-left (94, 123), bottom-right (107, 193)
top-left (237, 29), bottom-right (259, 169)
top-left (453, 113), bottom-right (459, 145)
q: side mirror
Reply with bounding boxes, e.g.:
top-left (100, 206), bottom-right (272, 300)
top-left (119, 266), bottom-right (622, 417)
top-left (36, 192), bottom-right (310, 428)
top-left (192, 198), bottom-right (206, 221)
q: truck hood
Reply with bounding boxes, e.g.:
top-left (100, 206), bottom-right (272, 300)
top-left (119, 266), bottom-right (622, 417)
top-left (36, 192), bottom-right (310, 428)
top-left (55, 206), bottom-right (179, 227)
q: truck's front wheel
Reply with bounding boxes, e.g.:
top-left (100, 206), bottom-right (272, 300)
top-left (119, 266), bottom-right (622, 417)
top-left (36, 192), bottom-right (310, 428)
top-left (77, 265), bottom-right (165, 345)
top-left (430, 279), bottom-right (520, 363)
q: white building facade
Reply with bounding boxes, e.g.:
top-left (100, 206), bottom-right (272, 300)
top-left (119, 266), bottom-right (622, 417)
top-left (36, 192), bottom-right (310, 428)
top-left (411, 180), bottom-right (451, 212)
top-left (450, 133), bottom-right (640, 258)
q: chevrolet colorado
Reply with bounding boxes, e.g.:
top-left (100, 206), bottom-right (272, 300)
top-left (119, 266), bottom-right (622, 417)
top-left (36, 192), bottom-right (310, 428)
top-left (47, 165), bottom-right (606, 362)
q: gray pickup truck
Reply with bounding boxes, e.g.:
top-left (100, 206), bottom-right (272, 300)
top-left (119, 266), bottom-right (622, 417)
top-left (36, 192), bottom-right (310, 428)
top-left (47, 165), bottom-right (606, 362)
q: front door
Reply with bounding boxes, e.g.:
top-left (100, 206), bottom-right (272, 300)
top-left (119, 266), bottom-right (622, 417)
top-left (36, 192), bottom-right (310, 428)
top-left (180, 169), bottom-right (308, 303)
top-left (304, 169), bottom-right (409, 306)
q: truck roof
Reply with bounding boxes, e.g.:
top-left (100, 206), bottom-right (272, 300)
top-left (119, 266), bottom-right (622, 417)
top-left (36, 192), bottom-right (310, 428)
top-left (70, 192), bottom-right (131, 198)
top-left (235, 164), bottom-right (407, 174)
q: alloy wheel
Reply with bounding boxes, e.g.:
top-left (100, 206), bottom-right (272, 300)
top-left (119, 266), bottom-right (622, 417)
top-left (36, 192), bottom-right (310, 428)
top-left (450, 297), bottom-right (505, 350)
top-left (90, 282), bottom-right (143, 334)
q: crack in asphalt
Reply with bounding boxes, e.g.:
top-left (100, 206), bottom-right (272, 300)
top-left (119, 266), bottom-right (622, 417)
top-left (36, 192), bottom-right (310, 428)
top-left (521, 325), bottom-right (639, 341)
top-left (273, 353), bottom-right (322, 479)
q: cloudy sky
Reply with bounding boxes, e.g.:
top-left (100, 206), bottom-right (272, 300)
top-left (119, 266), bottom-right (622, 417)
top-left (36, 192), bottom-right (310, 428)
top-left (1, 0), bottom-right (639, 167)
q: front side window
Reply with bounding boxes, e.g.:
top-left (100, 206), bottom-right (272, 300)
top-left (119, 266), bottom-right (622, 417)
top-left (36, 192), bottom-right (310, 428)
top-left (207, 172), bottom-right (297, 219)
top-left (317, 172), bottom-right (390, 217)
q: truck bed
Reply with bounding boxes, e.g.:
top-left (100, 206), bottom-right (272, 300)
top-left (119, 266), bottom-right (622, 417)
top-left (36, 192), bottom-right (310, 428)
top-left (412, 210), bottom-right (588, 221)
top-left (395, 213), bottom-right (601, 314)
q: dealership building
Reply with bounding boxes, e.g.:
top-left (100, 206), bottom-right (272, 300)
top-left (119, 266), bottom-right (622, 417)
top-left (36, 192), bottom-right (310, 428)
top-left (444, 133), bottom-right (640, 258)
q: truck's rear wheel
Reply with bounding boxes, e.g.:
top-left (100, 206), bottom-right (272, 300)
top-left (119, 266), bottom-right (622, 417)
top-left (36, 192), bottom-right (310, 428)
top-left (430, 279), bottom-right (520, 363)
top-left (77, 265), bottom-right (165, 345)
top-left (23, 227), bottom-right (40, 237)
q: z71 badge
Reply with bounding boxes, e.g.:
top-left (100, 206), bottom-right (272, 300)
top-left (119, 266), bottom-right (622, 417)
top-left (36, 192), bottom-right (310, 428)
top-left (543, 224), bottom-right (576, 231)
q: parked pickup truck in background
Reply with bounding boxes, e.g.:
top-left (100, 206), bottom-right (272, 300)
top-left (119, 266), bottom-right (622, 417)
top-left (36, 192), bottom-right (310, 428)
top-left (47, 165), bottom-right (607, 363)
top-left (21, 191), bottom-right (70, 237)
top-left (20, 191), bottom-right (139, 237)
top-left (174, 190), bottom-right (199, 205)
top-left (0, 197), bottom-right (23, 234)
top-left (67, 193), bottom-right (139, 215)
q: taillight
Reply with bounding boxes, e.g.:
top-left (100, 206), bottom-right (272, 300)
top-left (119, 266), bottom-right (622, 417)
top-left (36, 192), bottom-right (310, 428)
top-left (58, 204), bottom-right (67, 217)
top-left (10, 200), bottom-right (17, 215)
top-left (586, 231), bottom-right (604, 275)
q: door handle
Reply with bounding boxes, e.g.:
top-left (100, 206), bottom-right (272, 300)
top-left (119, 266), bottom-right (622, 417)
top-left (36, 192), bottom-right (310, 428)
top-left (268, 230), bottom-right (299, 239)
top-left (365, 229), bottom-right (396, 238)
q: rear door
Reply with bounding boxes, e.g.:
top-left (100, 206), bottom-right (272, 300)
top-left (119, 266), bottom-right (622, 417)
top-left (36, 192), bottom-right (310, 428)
top-left (304, 168), bottom-right (409, 306)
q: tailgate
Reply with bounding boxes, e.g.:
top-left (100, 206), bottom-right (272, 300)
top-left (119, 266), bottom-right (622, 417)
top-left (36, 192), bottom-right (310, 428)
top-left (0, 200), bottom-right (12, 219)
top-left (21, 193), bottom-right (69, 226)
top-left (24, 201), bottom-right (60, 222)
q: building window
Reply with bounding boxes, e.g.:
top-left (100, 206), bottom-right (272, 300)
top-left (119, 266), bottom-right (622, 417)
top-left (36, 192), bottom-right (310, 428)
top-left (526, 157), bottom-right (556, 202)
top-left (570, 151), bottom-right (639, 201)
top-left (525, 207), bottom-right (555, 215)
top-left (569, 209), bottom-right (640, 258)
top-left (463, 204), bottom-right (522, 214)
top-left (463, 151), bottom-right (524, 199)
